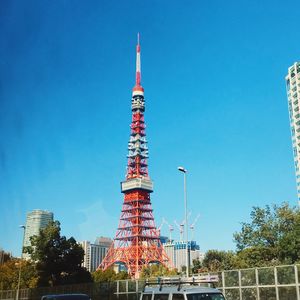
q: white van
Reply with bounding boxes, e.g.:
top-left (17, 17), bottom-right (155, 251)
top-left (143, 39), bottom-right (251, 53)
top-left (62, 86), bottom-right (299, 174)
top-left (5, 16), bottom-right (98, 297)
top-left (140, 276), bottom-right (225, 300)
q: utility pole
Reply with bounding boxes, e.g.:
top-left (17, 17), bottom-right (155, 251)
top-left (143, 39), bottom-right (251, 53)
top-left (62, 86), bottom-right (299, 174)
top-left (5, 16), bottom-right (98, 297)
top-left (178, 166), bottom-right (189, 277)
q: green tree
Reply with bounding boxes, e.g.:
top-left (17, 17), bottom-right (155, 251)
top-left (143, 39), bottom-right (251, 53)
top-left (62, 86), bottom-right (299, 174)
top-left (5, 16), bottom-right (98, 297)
top-left (140, 266), bottom-right (151, 278)
top-left (92, 268), bottom-right (116, 282)
top-left (0, 259), bottom-right (38, 290)
top-left (235, 247), bottom-right (279, 268)
top-left (202, 250), bottom-right (236, 272)
top-left (234, 203), bottom-right (300, 266)
top-left (140, 264), bottom-right (177, 278)
top-left (92, 269), bottom-right (129, 282)
top-left (192, 258), bottom-right (202, 274)
top-left (234, 205), bottom-right (280, 251)
top-left (277, 205), bottom-right (300, 264)
top-left (116, 271), bottom-right (130, 280)
top-left (25, 221), bottom-right (92, 287)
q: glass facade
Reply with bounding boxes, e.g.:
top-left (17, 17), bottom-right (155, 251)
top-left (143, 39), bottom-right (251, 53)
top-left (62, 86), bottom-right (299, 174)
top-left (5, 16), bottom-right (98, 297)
top-left (285, 62), bottom-right (300, 206)
top-left (163, 240), bottom-right (201, 271)
top-left (22, 209), bottom-right (53, 259)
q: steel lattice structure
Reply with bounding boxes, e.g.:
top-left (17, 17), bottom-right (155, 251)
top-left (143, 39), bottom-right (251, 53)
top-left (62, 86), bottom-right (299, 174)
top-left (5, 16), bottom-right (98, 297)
top-left (98, 35), bottom-right (170, 278)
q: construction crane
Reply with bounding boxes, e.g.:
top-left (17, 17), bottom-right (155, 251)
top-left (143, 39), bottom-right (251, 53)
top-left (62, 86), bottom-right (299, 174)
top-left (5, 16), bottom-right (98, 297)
top-left (174, 211), bottom-right (191, 242)
top-left (156, 218), bottom-right (165, 236)
top-left (174, 220), bottom-right (184, 241)
top-left (162, 218), bottom-right (174, 242)
top-left (190, 213), bottom-right (201, 241)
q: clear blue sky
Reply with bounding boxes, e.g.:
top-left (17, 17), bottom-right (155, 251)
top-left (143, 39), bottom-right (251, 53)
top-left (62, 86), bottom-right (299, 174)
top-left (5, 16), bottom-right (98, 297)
top-left (1, 0), bottom-right (299, 257)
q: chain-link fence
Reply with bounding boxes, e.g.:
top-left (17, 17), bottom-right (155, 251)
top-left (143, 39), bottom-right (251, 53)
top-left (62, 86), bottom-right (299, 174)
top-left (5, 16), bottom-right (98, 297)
top-left (1, 264), bottom-right (299, 300)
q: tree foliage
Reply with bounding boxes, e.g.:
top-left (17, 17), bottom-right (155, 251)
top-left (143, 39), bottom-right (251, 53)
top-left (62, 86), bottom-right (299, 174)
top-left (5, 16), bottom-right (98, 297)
top-left (0, 259), bottom-right (38, 290)
top-left (192, 259), bottom-right (202, 273)
top-left (24, 220), bottom-right (92, 287)
top-left (202, 250), bottom-right (236, 272)
top-left (198, 203), bottom-right (300, 272)
top-left (92, 269), bottom-right (129, 282)
top-left (234, 203), bottom-right (300, 266)
top-left (140, 264), bottom-right (177, 279)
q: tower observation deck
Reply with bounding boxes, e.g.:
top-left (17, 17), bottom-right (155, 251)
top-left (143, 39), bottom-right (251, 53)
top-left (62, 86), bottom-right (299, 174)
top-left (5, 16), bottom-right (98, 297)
top-left (98, 35), bottom-right (170, 278)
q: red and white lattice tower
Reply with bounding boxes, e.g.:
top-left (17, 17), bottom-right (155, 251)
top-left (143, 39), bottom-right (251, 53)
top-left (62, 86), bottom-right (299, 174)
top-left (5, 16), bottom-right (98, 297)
top-left (98, 35), bottom-right (170, 278)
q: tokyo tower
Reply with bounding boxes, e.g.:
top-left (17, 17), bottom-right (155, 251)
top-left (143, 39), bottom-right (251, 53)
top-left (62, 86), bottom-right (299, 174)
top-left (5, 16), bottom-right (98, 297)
top-left (98, 35), bottom-right (170, 278)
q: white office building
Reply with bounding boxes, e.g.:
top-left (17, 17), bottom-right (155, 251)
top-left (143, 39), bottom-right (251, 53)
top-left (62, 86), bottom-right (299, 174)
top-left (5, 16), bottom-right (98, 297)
top-left (80, 237), bottom-right (113, 272)
top-left (22, 209), bottom-right (53, 259)
top-left (163, 241), bottom-right (201, 272)
top-left (286, 62), bottom-right (300, 206)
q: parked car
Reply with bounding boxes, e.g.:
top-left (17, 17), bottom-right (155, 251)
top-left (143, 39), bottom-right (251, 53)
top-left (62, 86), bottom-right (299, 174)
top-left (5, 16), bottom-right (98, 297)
top-left (41, 294), bottom-right (91, 300)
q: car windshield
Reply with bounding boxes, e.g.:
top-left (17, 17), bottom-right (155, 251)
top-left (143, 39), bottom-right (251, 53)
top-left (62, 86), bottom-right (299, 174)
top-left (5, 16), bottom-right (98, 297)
top-left (187, 293), bottom-right (225, 300)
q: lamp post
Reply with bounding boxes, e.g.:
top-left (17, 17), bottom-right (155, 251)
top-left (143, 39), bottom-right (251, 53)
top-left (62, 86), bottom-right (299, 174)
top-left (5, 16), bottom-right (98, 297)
top-left (16, 225), bottom-right (25, 300)
top-left (178, 166), bottom-right (189, 277)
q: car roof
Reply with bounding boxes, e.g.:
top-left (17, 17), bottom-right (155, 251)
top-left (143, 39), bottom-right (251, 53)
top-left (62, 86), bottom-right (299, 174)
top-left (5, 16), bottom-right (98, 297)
top-left (41, 294), bottom-right (90, 299)
top-left (143, 286), bottom-right (222, 294)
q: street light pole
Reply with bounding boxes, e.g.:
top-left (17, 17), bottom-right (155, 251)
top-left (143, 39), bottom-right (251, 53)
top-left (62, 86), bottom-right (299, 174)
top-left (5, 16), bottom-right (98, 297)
top-left (178, 166), bottom-right (189, 277)
top-left (16, 225), bottom-right (25, 300)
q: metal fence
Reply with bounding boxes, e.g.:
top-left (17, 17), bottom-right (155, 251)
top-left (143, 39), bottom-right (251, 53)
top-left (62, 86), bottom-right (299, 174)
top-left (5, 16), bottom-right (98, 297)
top-left (1, 264), bottom-right (300, 300)
top-left (203, 264), bottom-right (300, 300)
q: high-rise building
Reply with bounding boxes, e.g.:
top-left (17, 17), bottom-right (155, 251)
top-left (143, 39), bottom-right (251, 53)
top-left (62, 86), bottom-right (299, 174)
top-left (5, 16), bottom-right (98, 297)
top-left (80, 237), bottom-right (113, 272)
top-left (285, 62), bottom-right (300, 206)
top-left (22, 209), bottom-right (53, 259)
top-left (0, 248), bottom-right (11, 264)
top-left (163, 241), bottom-right (201, 272)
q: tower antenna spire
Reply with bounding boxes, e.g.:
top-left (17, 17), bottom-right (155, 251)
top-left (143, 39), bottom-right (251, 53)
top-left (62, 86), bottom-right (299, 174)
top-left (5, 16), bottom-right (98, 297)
top-left (135, 33), bottom-right (142, 88)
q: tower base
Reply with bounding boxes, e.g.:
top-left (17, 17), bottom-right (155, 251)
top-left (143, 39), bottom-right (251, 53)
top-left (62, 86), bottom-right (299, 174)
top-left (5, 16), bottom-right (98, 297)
top-left (99, 242), bottom-right (170, 278)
